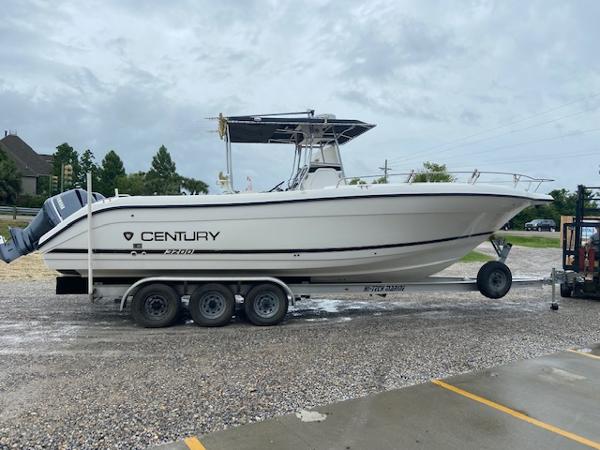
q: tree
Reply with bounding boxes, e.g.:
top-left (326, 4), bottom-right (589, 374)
top-left (77, 149), bottom-right (99, 189)
top-left (510, 188), bottom-right (598, 230)
top-left (98, 150), bottom-right (126, 196)
top-left (545, 188), bottom-right (585, 214)
top-left (52, 143), bottom-right (80, 193)
top-left (36, 176), bottom-right (51, 197)
top-left (181, 177), bottom-right (208, 195)
top-left (117, 172), bottom-right (148, 196)
top-left (0, 148), bottom-right (21, 204)
top-left (348, 177), bottom-right (367, 185)
top-left (413, 161), bottom-right (455, 183)
top-left (145, 145), bottom-right (181, 195)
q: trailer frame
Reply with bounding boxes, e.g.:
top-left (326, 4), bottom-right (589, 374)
top-left (98, 274), bottom-right (548, 312)
top-left (76, 271), bottom-right (554, 328)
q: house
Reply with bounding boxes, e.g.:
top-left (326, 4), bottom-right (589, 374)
top-left (0, 131), bottom-right (53, 195)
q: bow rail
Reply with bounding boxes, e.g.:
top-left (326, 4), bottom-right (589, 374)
top-left (337, 170), bottom-right (553, 192)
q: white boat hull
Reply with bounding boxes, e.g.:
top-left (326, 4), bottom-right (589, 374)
top-left (38, 184), bottom-right (551, 282)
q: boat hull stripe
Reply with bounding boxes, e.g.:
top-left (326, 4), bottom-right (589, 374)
top-left (46, 230), bottom-right (493, 255)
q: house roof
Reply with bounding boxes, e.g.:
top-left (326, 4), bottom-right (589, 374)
top-left (0, 134), bottom-right (52, 177)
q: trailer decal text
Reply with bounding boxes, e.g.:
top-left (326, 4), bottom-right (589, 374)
top-left (363, 284), bottom-right (406, 293)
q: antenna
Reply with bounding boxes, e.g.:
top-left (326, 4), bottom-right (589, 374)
top-left (207, 110), bottom-right (316, 120)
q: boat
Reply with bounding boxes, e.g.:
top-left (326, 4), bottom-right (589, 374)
top-left (1, 111), bottom-right (553, 283)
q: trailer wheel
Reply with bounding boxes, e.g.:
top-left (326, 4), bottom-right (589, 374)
top-left (244, 283), bottom-right (288, 326)
top-left (477, 261), bottom-right (512, 299)
top-left (560, 283), bottom-right (572, 298)
top-left (189, 283), bottom-right (235, 327)
top-left (131, 283), bottom-right (181, 328)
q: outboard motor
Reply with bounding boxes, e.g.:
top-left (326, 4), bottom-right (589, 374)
top-left (0, 189), bottom-right (104, 263)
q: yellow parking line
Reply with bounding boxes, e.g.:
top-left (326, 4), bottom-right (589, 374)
top-left (567, 349), bottom-right (600, 360)
top-left (432, 379), bottom-right (600, 449)
top-left (184, 436), bottom-right (207, 450)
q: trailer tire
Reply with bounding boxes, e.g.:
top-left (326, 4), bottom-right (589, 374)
top-left (244, 283), bottom-right (288, 326)
top-left (131, 283), bottom-right (181, 328)
top-left (477, 261), bottom-right (512, 299)
top-left (560, 283), bottom-right (572, 298)
top-left (189, 283), bottom-right (235, 327)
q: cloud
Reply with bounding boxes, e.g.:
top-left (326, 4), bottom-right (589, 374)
top-left (0, 0), bottom-right (599, 191)
top-left (337, 88), bottom-right (444, 122)
top-left (325, 12), bottom-right (462, 82)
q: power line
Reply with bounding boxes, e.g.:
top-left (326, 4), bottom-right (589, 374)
top-left (457, 148), bottom-right (599, 167)
top-left (444, 127), bottom-right (600, 162)
top-left (389, 106), bottom-right (598, 165)
top-left (401, 126), bottom-right (600, 167)
top-left (397, 91), bottom-right (600, 157)
top-left (387, 90), bottom-right (600, 164)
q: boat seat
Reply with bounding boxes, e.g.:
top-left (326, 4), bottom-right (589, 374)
top-left (301, 168), bottom-right (342, 190)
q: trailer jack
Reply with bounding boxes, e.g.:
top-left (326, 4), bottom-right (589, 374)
top-left (490, 237), bottom-right (512, 263)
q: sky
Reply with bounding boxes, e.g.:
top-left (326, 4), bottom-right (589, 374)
top-left (1, 0), bottom-right (599, 194)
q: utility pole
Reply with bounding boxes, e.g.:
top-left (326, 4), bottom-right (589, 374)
top-left (60, 163), bottom-right (64, 193)
top-left (378, 159), bottom-right (392, 184)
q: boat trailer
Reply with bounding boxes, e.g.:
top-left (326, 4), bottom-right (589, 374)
top-left (63, 237), bottom-right (560, 328)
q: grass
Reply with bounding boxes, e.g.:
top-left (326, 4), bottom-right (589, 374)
top-left (498, 234), bottom-right (560, 248)
top-left (461, 250), bottom-right (493, 262)
top-left (0, 219), bottom-right (28, 241)
top-left (0, 220), bottom-right (56, 281)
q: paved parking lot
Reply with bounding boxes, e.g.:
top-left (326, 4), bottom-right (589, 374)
top-left (1, 245), bottom-right (600, 449)
top-left (157, 346), bottom-right (600, 450)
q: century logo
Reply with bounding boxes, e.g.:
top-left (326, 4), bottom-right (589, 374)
top-left (140, 231), bottom-right (220, 242)
top-left (123, 231), bottom-right (220, 241)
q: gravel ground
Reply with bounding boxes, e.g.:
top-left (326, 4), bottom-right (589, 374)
top-left (1, 244), bottom-right (599, 449)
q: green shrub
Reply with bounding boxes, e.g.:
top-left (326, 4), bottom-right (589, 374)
top-left (15, 194), bottom-right (47, 208)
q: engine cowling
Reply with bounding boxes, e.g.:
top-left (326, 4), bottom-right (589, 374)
top-left (0, 189), bottom-right (104, 263)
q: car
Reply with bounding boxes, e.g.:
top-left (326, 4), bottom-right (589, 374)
top-left (524, 218), bottom-right (556, 232)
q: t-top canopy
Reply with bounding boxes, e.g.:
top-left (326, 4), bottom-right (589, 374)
top-left (218, 113), bottom-right (375, 146)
